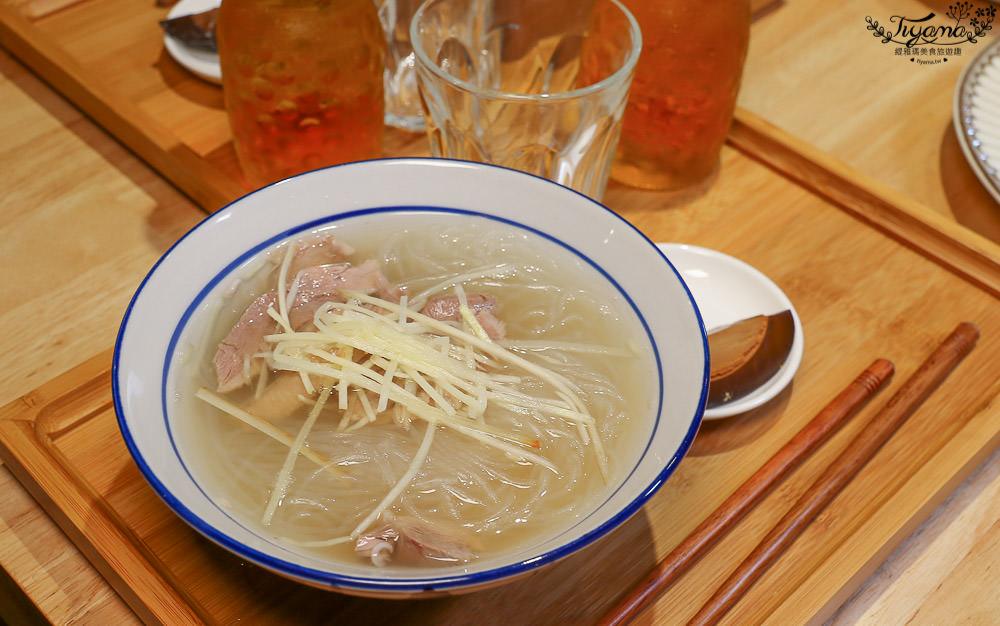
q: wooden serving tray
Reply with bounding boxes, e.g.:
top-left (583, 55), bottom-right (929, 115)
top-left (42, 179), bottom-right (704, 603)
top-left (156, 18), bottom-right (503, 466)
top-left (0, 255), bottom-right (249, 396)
top-left (4, 130), bottom-right (1000, 625)
top-left (5, 0), bottom-right (1000, 624)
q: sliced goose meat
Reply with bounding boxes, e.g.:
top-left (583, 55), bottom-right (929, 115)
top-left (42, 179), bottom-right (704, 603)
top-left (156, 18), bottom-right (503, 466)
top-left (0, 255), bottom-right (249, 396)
top-left (288, 260), bottom-right (401, 329)
top-left (355, 516), bottom-right (476, 567)
top-left (213, 292), bottom-right (278, 392)
top-left (288, 234), bottom-right (356, 278)
top-left (247, 372), bottom-right (311, 421)
top-left (419, 293), bottom-right (506, 340)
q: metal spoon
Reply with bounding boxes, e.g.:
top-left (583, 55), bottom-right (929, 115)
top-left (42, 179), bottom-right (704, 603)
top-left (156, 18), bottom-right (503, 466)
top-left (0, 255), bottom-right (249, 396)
top-left (707, 310), bottom-right (796, 409)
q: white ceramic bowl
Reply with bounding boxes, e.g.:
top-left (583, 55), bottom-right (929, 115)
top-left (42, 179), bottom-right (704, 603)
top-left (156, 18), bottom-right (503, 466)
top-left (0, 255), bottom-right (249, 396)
top-left (113, 158), bottom-right (708, 598)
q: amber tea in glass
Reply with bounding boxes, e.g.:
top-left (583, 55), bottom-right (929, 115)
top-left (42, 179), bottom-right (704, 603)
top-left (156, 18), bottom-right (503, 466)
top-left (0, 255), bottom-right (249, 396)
top-left (613, 0), bottom-right (750, 191)
top-left (218, 0), bottom-right (385, 190)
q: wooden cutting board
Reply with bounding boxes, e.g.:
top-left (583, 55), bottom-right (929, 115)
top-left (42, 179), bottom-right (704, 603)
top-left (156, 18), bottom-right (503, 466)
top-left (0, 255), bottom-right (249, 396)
top-left (4, 0), bottom-right (1000, 624)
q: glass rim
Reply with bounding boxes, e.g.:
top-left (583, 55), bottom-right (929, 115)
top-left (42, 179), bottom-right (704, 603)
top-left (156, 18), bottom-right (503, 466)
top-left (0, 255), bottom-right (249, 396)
top-left (409, 0), bottom-right (643, 103)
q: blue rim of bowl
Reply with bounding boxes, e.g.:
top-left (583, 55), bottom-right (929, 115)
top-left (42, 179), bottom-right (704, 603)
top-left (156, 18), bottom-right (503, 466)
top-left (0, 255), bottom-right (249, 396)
top-left (112, 157), bottom-right (707, 593)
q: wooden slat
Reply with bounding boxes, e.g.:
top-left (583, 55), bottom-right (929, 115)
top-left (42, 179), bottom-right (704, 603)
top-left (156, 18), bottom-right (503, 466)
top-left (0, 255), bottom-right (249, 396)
top-left (0, 352), bottom-right (205, 626)
top-left (0, 3), bottom-right (244, 211)
top-left (736, 0), bottom-right (1000, 242)
top-left (15, 0), bottom-right (86, 19)
top-left (730, 108), bottom-right (1000, 299)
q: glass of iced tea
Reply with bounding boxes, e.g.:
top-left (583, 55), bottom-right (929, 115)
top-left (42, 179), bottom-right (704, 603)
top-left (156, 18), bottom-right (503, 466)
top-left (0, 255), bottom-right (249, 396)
top-left (612, 0), bottom-right (750, 191)
top-left (410, 0), bottom-right (641, 201)
top-left (217, 0), bottom-right (385, 190)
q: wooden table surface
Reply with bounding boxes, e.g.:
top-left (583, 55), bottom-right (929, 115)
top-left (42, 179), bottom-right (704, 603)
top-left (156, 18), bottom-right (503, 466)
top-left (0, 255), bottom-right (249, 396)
top-left (3, 0), bottom-right (1000, 623)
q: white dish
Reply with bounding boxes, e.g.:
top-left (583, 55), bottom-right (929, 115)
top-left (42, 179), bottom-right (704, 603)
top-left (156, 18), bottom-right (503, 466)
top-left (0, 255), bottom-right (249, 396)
top-left (163, 0), bottom-right (222, 84)
top-left (114, 158), bottom-right (708, 597)
top-left (657, 243), bottom-right (803, 419)
top-left (954, 37), bottom-right (1000, 205)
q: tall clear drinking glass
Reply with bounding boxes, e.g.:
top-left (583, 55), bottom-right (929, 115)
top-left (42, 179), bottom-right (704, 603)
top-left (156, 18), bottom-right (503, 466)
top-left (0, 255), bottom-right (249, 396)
top-left (410, 0), bottom-right (641, 200)
top-left (375, 0), bottom-right (426, 131)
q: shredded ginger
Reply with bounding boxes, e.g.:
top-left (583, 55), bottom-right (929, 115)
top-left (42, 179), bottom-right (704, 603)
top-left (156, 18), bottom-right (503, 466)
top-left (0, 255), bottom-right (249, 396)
top-left (199, 287), bottom-right (611, 537)
top-left (281, 291), bottom-right (604, 461)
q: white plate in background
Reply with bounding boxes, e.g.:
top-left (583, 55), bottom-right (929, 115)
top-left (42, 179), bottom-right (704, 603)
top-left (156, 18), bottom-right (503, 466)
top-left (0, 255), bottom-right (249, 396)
top-left (955, 37), bottom-right (1000, 205)
top-left (163, 0), bottom-right (222, 84)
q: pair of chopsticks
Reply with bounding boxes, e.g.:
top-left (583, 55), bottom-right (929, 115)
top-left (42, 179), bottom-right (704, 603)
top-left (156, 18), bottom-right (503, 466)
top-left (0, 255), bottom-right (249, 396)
top-left (601, 321), bottom-right (980, 625)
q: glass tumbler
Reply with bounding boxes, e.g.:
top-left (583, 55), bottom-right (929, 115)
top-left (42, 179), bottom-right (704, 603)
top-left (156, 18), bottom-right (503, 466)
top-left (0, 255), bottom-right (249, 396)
top-left (410, 0), bottom-right (642, 201)
top-left (376, 0), bottom-right (426, 131)
top-left (612, 0), bottom-right (751, 191)
top-left (218, 0), bottom-right (385, 190)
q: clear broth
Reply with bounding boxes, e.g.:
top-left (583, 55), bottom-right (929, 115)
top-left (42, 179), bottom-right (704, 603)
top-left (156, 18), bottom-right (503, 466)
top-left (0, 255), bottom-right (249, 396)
top-left (170, 213), bottom-right (657, 569)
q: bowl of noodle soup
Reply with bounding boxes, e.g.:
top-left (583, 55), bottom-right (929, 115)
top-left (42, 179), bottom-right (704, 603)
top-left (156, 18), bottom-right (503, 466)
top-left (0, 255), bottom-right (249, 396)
top-left (113, 158), bottom-right (708, 598)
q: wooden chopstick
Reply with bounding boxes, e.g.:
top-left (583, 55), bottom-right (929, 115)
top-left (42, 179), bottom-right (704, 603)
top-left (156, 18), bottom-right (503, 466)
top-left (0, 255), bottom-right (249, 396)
top-left (600, 358), bottom-right (895, 626)
top-left (687, 321), bottom-right (980, 625)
